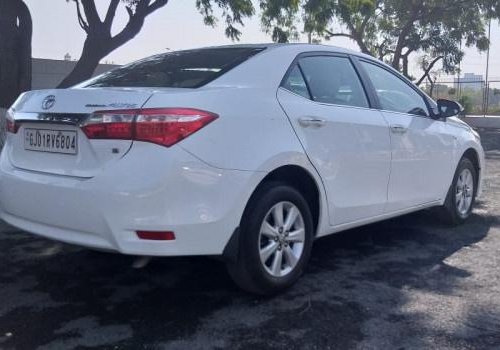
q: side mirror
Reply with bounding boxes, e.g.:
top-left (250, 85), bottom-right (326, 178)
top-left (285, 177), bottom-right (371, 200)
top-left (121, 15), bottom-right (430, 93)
top-left (437, 99), bottom-right (464, 118)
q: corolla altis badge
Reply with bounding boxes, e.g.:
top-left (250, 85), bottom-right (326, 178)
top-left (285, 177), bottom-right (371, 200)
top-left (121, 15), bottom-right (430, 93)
top-left (41, 95), bottom-right (56, 110)
top-left (85, 103), bottom-right (138, 108)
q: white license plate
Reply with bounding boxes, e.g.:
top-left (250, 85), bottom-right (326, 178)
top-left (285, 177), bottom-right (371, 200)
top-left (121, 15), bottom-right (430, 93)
top-left (24, 128), bottom-right (78, 155)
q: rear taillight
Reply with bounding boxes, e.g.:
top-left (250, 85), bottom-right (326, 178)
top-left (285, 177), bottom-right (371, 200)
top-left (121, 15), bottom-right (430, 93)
top-left (5, 109), bottom-right (18, 134)
top-left (81, 108), bottom-right (218, 147)
top-left (81, 111), bottom-right (135, 139)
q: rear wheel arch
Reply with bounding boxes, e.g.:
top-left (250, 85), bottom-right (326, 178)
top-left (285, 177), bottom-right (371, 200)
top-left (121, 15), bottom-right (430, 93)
top-left (227, 169), bottom-right (317, 294)
top-left (222, 164), bottom-right (322, 264)
top-left (252, 165), bottom-right (321, 235)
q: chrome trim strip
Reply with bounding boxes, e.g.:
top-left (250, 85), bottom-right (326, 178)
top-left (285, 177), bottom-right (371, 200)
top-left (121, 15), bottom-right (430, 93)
top-left (12, 112), bottom-right (90, 126)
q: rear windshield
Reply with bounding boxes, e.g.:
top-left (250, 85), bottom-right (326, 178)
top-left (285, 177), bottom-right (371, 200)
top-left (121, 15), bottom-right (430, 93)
top-left (84, 47), bottom-right (265, 89)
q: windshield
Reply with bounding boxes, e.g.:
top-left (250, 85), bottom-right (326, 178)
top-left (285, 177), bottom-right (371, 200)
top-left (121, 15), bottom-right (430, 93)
top-left (84, 47), bottom-right (265, 89)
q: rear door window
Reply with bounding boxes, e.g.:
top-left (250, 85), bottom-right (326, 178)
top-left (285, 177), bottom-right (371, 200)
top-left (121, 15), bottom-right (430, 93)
top-left (84, 47), bottom-right (265, 89)
top-left (298, 56), bottom-right (369, 108)
top-left (281, 65), bottom-right (311, 99)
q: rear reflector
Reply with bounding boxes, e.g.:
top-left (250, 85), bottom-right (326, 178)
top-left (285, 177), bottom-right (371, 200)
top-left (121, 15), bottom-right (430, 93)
top-left (81, 108), bottom-right (218, 147)
top-left (137, 231), bottom-right (176, 241)
top-left (5, 109), bottom-right (18, 134)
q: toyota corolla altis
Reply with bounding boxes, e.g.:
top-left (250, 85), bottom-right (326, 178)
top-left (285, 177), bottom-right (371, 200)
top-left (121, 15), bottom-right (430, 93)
top-left (0, 44), bottom-right (484, 294)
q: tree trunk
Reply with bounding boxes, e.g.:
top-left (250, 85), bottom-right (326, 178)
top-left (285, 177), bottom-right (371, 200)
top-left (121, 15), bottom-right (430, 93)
top-left (17, 1), bottom-right (31, 95)
top-left (354, 35), bottom-right (371, 56)
top-left (58, 0), bottom-right (169, 88)
top-left (57, 36), bottom-right (107, 88)
top-left (391, 6), bottom-right (420, 72)
top-left (0, 0), bottom-right (32, 108)
top-left (402, 55), bottom-right (408, 78)
top-left (344, 23), bottom-right (371, 56)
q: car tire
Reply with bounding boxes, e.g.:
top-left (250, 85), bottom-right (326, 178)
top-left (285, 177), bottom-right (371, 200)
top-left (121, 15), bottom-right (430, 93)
top-left (226, 181), bottom-right (314, 295)
top-left (439, 157), bottom-right (477, 225)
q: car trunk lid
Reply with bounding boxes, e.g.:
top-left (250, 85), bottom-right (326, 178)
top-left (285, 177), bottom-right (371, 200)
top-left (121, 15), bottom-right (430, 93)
top-left (6, 88), bottom-right (153, 178)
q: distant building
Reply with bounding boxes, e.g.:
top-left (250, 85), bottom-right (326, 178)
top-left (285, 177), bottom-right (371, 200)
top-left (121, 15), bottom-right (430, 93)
top-left (32, 58), bottom-right (120, 90)
top-left (454, 73), bottom-right (484, 92)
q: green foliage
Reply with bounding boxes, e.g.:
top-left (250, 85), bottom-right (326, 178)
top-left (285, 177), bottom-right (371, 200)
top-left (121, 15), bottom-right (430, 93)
top-left (67, 0), bottom-right (256, 41)
top-left (63, 0), bottom-right (500, 85)
top-left (259, 0), bottom-right (301, 42)
top-left (459, 95), bottom-right (473, 115)
top-left (120, 0), bottom-right (257, 40)
top-left (196, 0), bottom-right (255, 40)
top-left (61, 0), bottom-right (258, 87)
top-left (260, 0), bottom-right (499, 83)
top-left (127, 0), bottom-right (257, 40)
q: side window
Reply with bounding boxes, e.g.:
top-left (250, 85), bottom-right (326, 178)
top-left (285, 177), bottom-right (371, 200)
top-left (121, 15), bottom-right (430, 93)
top-left (360, 61), bottom-right (429, 117)
top-left (281, 65), bottom-right (311, 99)
top-left (298, 56), bottom-right (369, 108)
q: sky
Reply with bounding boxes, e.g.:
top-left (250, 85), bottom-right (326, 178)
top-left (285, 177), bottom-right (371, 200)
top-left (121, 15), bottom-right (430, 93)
top-left (24, 0), bottom-right (500, 82)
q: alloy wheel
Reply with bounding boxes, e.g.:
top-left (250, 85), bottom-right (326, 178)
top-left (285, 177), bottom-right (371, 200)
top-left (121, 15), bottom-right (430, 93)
top-left (258, 201), bottom-right (305, 277)
top-left (456, 168), bottom-right (474, 216)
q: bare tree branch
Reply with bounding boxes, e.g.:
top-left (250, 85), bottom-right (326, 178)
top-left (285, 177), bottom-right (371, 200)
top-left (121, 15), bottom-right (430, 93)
top-left (325, 28), bottom-right (370, 55)
top-left (416, 56), bottom-right (444, 86)
top-left (104, 0), bottom-right (120, 29)
top-left (73, 0), bottom-right (89, 33)
top-left (125, 6), bottom-right (133, 19)
top-left (110, 0), bottom-right (169, 53)
top-left (80, 0), bottom-right (101, 27)
top-left (325, 30), bottom-right (354, 39)
top-left (145, 0), bottom-right (169, 15)
top-left (134, 0), bottom-right (152, 15)
top-left (344, 21), bottom-right (371, 55)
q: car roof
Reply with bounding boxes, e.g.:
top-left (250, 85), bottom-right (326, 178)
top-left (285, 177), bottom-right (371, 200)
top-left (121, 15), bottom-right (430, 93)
top-left (197, 43), bottom-right (372, 59)
top-left (175, 43), bottom-right (399, 91)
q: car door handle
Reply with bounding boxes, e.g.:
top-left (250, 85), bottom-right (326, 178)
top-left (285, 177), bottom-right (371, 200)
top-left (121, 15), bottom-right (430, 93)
top-left (299, 117), bottom-right (326, 128)
top-left (390, 124), bottom-right (408, 134)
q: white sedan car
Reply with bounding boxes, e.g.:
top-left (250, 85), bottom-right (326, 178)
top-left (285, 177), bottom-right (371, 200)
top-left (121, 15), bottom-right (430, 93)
top-left (1, 44), bottom-right (484, 294)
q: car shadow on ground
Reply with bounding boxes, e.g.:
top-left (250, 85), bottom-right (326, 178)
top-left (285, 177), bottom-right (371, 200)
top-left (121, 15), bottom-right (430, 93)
top-left (0, 207), bottom-right (494, 349)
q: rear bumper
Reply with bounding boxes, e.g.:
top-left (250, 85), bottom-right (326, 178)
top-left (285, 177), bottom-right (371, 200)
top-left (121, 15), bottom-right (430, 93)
top-left (0, 142), bottom-right (264, 256)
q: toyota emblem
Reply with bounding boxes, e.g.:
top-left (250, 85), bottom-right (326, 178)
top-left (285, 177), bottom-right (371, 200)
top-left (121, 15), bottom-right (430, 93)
top-left (42, 95), bottom-right (56, 110)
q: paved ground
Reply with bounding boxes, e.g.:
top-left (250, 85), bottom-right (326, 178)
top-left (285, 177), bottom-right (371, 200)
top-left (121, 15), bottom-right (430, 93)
top-left (0, 130), bottom-right (499, 350)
